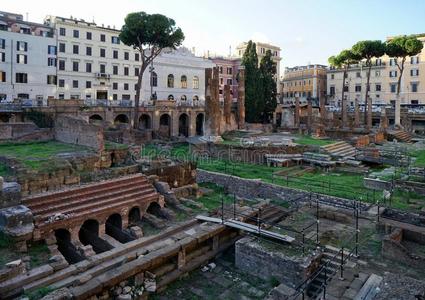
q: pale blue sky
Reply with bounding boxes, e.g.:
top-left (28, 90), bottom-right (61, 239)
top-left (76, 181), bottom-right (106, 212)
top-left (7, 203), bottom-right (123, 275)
top-left (5, 0), bottom-right (425, 73)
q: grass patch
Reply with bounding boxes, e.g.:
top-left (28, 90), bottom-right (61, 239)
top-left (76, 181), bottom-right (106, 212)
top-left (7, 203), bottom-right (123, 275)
top-left (0, 163), bottom-right (10, 176)
top-left (25, 287), bottom-right (55, 300)
top-left (294, 135), bottom-right (336, 146)
top-left (197, 182), bottom-right (234, 210)
top-left (104, 141), bottom-right (128, 151)
top-left (411, 150), bottom-right (425, 167)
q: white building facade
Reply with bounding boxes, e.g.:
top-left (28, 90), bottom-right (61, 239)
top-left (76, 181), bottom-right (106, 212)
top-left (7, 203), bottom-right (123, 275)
top-left (0, 11), bottom-right (57, 103)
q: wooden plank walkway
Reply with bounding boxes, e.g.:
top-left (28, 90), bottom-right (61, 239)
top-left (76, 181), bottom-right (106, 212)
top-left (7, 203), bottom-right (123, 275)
top-left (196, 215), bottom-right (295, 243)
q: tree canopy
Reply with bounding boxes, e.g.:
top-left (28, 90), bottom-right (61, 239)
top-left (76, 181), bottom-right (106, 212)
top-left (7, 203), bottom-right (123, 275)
top-left (260, 50), bottom-right (278, 122)
top-left (352, 40), bottom-right (386, 62)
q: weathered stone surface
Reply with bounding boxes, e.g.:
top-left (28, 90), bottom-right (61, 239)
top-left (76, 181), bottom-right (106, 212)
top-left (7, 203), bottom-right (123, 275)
top-left (0, 205), bottom-right (33, 241)
top-left (0, 181), bottom-right (21, 208)
top-left (40, 287), bottom-right (73, 300)
top-left (375, 273), bottom-right (425, 300)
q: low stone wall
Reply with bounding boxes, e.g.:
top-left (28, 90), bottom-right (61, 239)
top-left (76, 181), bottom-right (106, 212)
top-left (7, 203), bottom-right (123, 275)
top-left (197, 169), bottom-right (368, 210)
top-left (55, 115), bottom-right (104, 151)
top-left (235, 236), bottom-right (321, 288)
top-left (144, 162), bottom-right (197, 188)
top-left (363, 178), bottom-right (391, 191)
top-left (192, 143), bottom-right (306, 165)
top-left (0, 123), bottom-right (52, 141)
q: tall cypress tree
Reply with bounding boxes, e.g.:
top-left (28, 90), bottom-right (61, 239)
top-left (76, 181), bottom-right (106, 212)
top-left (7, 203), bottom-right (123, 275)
top-left (242, 41), bottom-right (262, 123)
top-left (260, 50), bottom-right (277, 122)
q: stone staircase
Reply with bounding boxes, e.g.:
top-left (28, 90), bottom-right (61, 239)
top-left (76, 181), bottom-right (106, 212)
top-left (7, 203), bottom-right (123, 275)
top-left (306, 245), bottom-right (357, 300)
top-left (388, 130), bottom-right (413, 143)
top-left (321, 141), bottom-right (357, 160)
top-left (23, 174), bottom-right (160, 239)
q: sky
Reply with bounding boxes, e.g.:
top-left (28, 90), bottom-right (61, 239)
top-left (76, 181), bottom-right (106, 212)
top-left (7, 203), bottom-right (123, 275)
top-left (4, 0), bottom-right (425, 76)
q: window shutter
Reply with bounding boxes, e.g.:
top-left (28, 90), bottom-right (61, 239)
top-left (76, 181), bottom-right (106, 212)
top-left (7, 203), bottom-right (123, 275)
top-left (24, 55), bottom-right (27, 64)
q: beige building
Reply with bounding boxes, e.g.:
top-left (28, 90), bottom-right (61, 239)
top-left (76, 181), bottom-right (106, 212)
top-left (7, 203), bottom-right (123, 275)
top-left (280, 64), bottom-right (327, 105)
top-left (236, 41), bottom-right (281, 83)
top-left (327, 35), bottom-right (425, 108)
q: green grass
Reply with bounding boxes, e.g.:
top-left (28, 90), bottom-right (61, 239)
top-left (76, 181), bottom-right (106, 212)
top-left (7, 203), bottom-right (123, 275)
top-left (197, 182), bottom-right (234, 210)
top-left (294, 134), bottom-right (336, 146)
top-left (104, 141), bottom-right (128, 150)
top-left (0, 141), bottom-right (91, 170)
top-left (411, 150), bottom-right (425, 167)
top-left (25, 287), bottom-right (55, 300)
top-left (0, 163), bottom-right (9, 176)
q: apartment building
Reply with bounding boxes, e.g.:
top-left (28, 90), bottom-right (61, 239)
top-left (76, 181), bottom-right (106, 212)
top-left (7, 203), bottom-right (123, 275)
top-left (209, 56), bottom-right (241, 102)
top-left (44, 15), bottom-right (213, 105)
top-left (0, 11), bottom-right (57, 103)
top-left (327, 35), bottom-right (425, 107)
top-left (280, 64), bottom-right (327, 105)
top-left (236, 41), bottom-right (281, 84)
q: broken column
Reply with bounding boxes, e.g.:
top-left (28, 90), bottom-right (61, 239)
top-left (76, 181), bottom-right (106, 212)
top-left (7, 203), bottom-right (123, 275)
top-left (203, 67), bottom-right (222, 141)
top-left (380, 107), bottom-right (389, 130)
top-left (342, 96), bottom-right (348, 128)
top-left (354, 98), bottom-right (360, 128)
top-left (367, 96), bottom-right (373, 130)
top-left (319, 95), bottom-right (326, 119)
top-left (237, 67), bottom-right (246, 129)
top-left (294, 97), bottom-right (300, 128)
top-left (0, 205), bottom-right (34, 252)
top-left (224, 84), bottom-right (232, 126)
top-left (307, 98), bottom-right (313, 134)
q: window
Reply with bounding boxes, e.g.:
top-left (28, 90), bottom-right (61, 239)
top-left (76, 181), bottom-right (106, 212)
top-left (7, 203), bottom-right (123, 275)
top-left (355, 85), bottom-right (361, 92)
top-left (113, 65), bottom-right (118, 75)
top-left (124, 66), bottom-right (129, 76)
top-left (219, 66), bottom-right (223, 74)
top-left (15, 73), bottom-right (28, 83)
top-left (181, 75), bottom-right (187, 88)
top-left (113, 50), bottom-right (118, 59)
top-left (100, 64), bottom-right (106, 74)
top-left (100, 48), bottom-right (106, 57)
top-left (17, 93), bottom-right (29, 99)
top-left (167, 74), bottom-right (174, 88)
top-left (151, 72), bottom-right (158, 87)
top-left (356, 72), bottom-right (361, 78)
top-left (181, 95), bottom-right (187, 101)
top-left (70, 94), bottom-right (80, 99)
top-left (411, 69), bottom-right (419, 76)
top-left (86, 81), bottom-right (91, 88)
top-left (390, 84), bottom-right (397, 93)
top-left (168, 94), bottom-right (174, 100)
top-left (134, 84), bottom-right (138, 91)
top-left (134, 68), bottom-right (139, 76)
top-left (330, 74), bottom-right (334, 80)
top-left (389, 70), bottom-right (397, 77)
top-left (411, 82), bottom-right (418, 93)
top-left (113, 82), bottom-right (118, 90)
top-left (48, 45), bottom-right (57, 55)
top-left (227, 67), bottom-right (232, 75)
top-left (86, 32), bottom-right (92, 40)
top-left (59, 43), bottom-right (65, 53)
top-left (389, 58), bottom-right (395, 66)
top-left (0, 38), bottom-right (5, 49)
top-left (58, 79), bottom-right (65, 87)
top-left (73, 44), bottom-right (79, 54)
top-left (227, 78), bottom-right (233, 85)
top-left (17, 41), bottom-right (27, 51)
top-left (375, 84), bottom-right (381, 92)
top-left (124, 83), bottom-right (129, 90)
top-left (72, 80), bottom-right (78, 88)
top-left (411, 100), bottom-right (419, 105)
top-left (73, 30), bottom-right (79, 38)
top-left (343, 86), bottom-right (349, 92)
top-left (376, 58), bottom-right (382, 66)
top-left (124, 52), bottom-right (129, 60)
top-left (329, 86), bottom-right (335, 95)
top-left (86, 63), bottom-right (92, 73)
top-left (1, 52), bottom-right (5, 62)
top-left (59, 27), bottom-right (66, 36)
top-left (220, 78), bottom-right (223, 85)
top-left (375, 70), bottom-right (381, 77)
top-left (48, 57), bottom-right (57, 67)
top-left (100, 34), bottom-right (106, 42)
top-left (193, 76), bottom-right (199, 89)
top-left (135, 53), bottom-right (139, 61)
top-left (59, 60), bottom-right (65, 70)
top-left (111, 36), bottom-right (120, 44)
top-left (411, 56), bottom-right (419, 64)
top-left (86, 46), bottom-right (92, 56)
top-left (58, 93), bottom-right (65, 99)
top-left (16, 54), bottom-right (27, 64)
top-left (0, 71), bottom-right (6, 82)
top-left (73, 61), bottom-right (79, 72)
top-left (47, 75), bottom-right (57, 85)
top-left (113, 94), bottom-right (118, 100)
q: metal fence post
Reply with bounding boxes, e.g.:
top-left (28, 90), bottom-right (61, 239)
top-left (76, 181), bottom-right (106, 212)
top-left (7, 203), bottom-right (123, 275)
top-left (377, 201), bottom-right (380, 223)
top-left (340, 248), bottom-right (344, 280)
top-left (258, 208), bottom-right (262, 234)
top-left (302, 230), bottom-right (305, 256)
top-left (221, 194), bottom-right (224, 224)
top-left (355, 208), bottom-right (359, 257)
top-left (316, 197), bottom-right (320, 247)
top-left (233, 193), bottom-right (236, 219)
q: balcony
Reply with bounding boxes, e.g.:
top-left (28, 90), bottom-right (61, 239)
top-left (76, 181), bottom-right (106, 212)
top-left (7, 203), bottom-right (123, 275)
top-left (95, 73), bottom-right (111, 80)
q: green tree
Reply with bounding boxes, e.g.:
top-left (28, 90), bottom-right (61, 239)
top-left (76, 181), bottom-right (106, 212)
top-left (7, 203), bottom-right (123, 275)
top-left (352, 40), bottom-right (386, 127)
top-left (242, 41), bottom-right (263, 123)
top-left (120, 12), bottom-right (184, 128)
top-left (328, 50), bottom-right (360, 126)
top-left (385, 35), bottom-right (423, 126)
top-left (260, 50), bottom-right (277, 122)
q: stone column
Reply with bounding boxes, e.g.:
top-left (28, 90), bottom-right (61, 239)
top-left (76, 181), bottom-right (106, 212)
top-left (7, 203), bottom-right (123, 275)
top-left (380, 107), bottom-right (388, 129)
top-left (367, 96), bottom-right (372, 130)
top-left (307, 99), bottom-right (313, 134)
top-left (237, 68), bottom-right (245, 129)
top-left (395, 95), bottom-right (401, 127)
top-left (294, 97), bottom-right (300, 128)
top-left (320, 95), bottom-right (326, 119)
top-left (204, 68), bottom-right (221, 136)
top-left (224, 85), bottom-right (231, 126)
top-left (342, 96), bottom-right (347, 128)
top-left (354, 98), bottom-right (360, 128)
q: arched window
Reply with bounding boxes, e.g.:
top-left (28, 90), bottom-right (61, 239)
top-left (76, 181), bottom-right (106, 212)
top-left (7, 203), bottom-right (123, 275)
top-left (168, 94), bottom-right (174, 100)
top-left (181, 95), bottom-right (187, 101)
top-left (151, 72), bottom-right (157, 87)
top-left (193, 76), bottom-right (199, 89)
top-left (181, 75), bottom-right (187, 88)
top-left (167, 74), bottom-right (174, 88)
top-left (193, 95), bottom-right (199, 101)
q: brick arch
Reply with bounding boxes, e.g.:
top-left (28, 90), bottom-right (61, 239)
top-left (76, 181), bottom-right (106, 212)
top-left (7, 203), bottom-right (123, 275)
top-left (114, 114), bottom-right (130, 124)
top-left (128, 206), bottom-right (142, 225)
top-left (89, 114), bottom-right (103, 124)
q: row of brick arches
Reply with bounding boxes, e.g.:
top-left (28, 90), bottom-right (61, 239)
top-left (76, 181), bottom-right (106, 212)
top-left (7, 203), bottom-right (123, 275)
top-left (88, 113), bottom-right (205, 137)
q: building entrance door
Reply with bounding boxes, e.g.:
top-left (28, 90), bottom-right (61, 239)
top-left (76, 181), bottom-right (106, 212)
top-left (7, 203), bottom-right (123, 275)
top-left (96, 91), bottom-right (108, 100)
